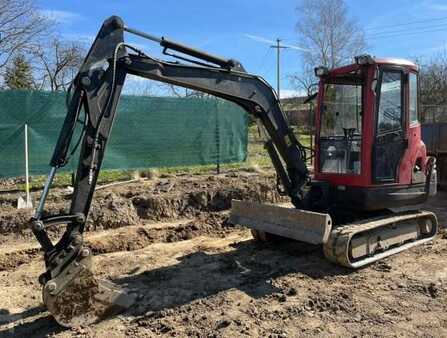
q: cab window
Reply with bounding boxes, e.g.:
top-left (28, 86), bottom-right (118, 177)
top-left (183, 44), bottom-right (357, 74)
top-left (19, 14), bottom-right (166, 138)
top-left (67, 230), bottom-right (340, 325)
top-left (377, 71), bottom-right (403, 133)
top-left (319, 82), bottom-right (362, 175)
top-left (409, 73), bottom-right (418, 124)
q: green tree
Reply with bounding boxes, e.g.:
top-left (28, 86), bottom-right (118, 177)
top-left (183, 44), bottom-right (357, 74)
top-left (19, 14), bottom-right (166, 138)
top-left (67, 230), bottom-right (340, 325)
top-left (4, 54), bottom-right (34, 89)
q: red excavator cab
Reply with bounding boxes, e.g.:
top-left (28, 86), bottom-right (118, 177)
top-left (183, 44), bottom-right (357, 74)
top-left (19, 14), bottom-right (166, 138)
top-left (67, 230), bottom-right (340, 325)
top-left (312, 55), bottom-right (436, 212)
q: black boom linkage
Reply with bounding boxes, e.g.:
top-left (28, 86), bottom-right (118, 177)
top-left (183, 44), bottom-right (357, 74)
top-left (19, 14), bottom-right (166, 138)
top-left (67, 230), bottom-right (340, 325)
top-left (31, 16), bottom-right (309, 284)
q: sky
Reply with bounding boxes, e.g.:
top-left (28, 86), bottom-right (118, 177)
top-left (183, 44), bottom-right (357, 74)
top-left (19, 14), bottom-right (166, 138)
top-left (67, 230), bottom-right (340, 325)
top-left (36, 0), bottom-right (447, 98)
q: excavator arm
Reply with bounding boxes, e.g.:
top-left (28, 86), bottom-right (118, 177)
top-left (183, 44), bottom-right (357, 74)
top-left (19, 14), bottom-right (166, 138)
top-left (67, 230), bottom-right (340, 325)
top-left (31, 16), bottom-right (309, 327)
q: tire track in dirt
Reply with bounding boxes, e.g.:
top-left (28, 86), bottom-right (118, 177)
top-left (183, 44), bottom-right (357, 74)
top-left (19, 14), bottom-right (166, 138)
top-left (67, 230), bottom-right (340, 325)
top-left (0, 212), bottom-right (235, 272)
top-left (2, 224), bottom-right (447, 337)
top-left (0, 172), bottom-right (285, 238)
top-left (0, 231), bottom-right (254, 337)
top-left (0, 172), bottom-right (284, 274)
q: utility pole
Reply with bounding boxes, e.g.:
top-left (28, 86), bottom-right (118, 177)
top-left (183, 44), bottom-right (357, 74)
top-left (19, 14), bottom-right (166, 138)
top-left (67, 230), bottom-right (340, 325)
top-left (271, 39), bottom-right (289, 100)
top-left (246, 34), bottom-right (306, 99)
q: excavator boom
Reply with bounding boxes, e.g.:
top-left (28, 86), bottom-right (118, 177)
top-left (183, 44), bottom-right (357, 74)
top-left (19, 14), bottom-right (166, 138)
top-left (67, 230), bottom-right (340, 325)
top-left (31, 16), bottom-right (310, 327)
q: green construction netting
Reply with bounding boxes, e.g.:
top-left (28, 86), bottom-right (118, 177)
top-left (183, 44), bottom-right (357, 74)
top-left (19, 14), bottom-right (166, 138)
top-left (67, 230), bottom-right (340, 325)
top-left (0, 90), bottom-right (248, 178)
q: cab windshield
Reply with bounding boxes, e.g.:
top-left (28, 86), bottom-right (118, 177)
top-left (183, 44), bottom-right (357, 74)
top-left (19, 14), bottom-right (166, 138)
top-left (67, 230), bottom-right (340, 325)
top-left (319, 79), bottom-right (363, 175)
top-left (321, 83), bottom-right (362, 137)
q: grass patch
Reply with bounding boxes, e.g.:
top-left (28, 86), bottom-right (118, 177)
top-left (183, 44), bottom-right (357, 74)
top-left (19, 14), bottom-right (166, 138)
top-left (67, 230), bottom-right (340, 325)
top-left (6, 124), bottom-right (314, 191)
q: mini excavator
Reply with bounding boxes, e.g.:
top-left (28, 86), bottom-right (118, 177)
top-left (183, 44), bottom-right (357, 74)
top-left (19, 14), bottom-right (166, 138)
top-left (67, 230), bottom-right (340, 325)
top-left (29, 16), bottom-right (438, 327)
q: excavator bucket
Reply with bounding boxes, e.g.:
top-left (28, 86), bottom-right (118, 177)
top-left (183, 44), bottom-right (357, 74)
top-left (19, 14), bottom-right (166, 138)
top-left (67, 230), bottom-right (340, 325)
top-left (42, 253), bottom-right (136, 328)
top-left (229, 200), bottom-right (333, 244)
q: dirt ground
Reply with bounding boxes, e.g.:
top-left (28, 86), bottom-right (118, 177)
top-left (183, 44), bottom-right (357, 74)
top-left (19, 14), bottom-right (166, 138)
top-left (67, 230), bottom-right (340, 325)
top-left (0, 170), bottom-right (446, 338)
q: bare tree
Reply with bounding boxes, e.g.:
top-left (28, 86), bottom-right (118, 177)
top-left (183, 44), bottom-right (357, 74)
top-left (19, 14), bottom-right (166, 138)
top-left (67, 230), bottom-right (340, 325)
top-left (166, 85), bottom-right (207, 98)
top-left (419, 50), bottom-right (447, 122)
top-left (0, 0), bottom-right (50, 71)
top-left (122, 79), bottom-right (208, 98)
top-left (290, 0), bottom-right (366, 92)
top-left (33, 38), bottom-right (85, 91)
top-left (289, 62), bottom-right (317, 96)
top-left (123, 75), bottom-right (156, 96)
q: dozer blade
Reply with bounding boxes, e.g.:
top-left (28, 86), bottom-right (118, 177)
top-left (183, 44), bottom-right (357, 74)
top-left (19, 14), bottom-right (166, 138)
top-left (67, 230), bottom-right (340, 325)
top-left (43, 251), bottom-right (136, 328)
top-left (229, 200), bottom-right (333, 245)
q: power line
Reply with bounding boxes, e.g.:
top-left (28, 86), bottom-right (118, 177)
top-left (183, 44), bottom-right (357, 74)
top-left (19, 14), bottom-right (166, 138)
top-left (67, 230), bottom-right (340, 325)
top-left (263, 63), bottom-right (275, 79)
top-left (256, 47), bottom-right (272, 74)
top-left (367, 25), bottom-right (447, 40)
top-left (365, 16), bottom-right (447, 32)
top-left (245, 34), bottom-right (305, 98)
top-left (244, 34), bottom-right (307, 51)
top-left (367, 22), bottom-right (447, 38)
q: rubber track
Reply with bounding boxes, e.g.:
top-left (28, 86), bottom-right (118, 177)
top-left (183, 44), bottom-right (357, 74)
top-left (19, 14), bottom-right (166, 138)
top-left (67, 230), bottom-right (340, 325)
top-left (323, 210), bottom-right (438, 269)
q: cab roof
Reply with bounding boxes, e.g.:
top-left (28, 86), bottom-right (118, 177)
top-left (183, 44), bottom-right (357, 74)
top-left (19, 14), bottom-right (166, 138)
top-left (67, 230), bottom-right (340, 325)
top-left (373, 57), bottom-right (418, 70)
top-left (323, 56), bottom-right (418, 78)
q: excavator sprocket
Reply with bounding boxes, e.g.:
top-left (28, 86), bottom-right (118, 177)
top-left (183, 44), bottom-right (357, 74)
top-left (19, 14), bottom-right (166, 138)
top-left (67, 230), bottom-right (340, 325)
top-left (42, 252), bottom-right (136, 328)
top-left (323, 210), bottom-right (438, 269)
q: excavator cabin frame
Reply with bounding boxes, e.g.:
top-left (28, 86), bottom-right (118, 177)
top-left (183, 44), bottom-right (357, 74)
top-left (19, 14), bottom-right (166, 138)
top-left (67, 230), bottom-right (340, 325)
top-left (312, 57), bottom-right (433, 212)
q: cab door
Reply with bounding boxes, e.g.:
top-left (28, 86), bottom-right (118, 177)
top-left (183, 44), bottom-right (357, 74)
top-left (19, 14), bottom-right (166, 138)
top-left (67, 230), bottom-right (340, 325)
top-left (373, 69), bottom-right (407, 183)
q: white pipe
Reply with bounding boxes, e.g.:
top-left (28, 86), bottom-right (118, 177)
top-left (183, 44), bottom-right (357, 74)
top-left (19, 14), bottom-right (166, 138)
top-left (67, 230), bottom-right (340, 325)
top-left (24, 123), bottom-right (30, 207)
